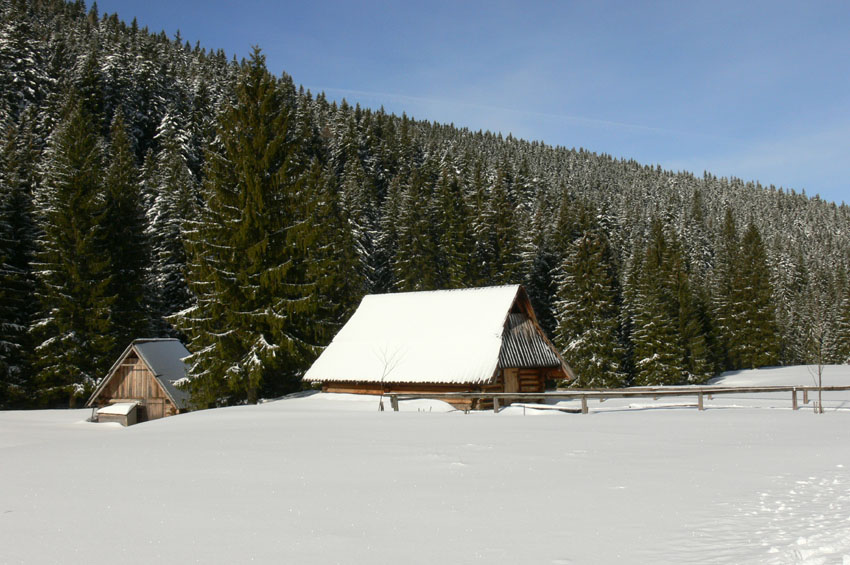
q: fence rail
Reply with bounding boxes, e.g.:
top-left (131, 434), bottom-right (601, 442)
top-left (386, 385), bottom-right (850, 414)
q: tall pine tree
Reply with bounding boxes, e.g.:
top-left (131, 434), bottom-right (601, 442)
top-left (31, 95), bottom-right (114, 406)
top-left (102, 111), bottom-right (149, 350)
top-left (143, 112), bottom-right (197, 333)
top-left (0, 122), bottom-right (36, 406)
top-left (173, 49), bottom-right (321, 406)
top-left (737, 222), bottom-right (780, 367)
top-left (553, 206), bottom-right (627, 388)
top-left (626, 222), bottom-right (686, 386)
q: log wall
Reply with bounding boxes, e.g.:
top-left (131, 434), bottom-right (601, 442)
top-left (517, 368), bottom-right (545, 393)
top-left (323, 381), bottom-right (503, 410)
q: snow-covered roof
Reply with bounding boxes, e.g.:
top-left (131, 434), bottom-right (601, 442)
top-left (86, 339), bottom-right (191, 409)
top-left (304, 285), bottom-right (567, 385)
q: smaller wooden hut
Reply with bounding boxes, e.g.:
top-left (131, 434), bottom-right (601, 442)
top-left (86, 339), bottom-right (190, 424)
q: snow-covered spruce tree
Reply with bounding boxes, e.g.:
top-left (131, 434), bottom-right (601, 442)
top-left (0, 122), bottom-right (37, 407)
top-left (393, 166), bottom-right (440, 291)
top-left (664, 233), bottom-right (713, 382)
top-left (73, 49), bottom-right (105, 134)
top-left (433, 166), bottom-right (474, 288)
top-left (30, 95), bottom-right (115, 407)
top-left (102, 111), bottom-right (149, 351)
top-left (519, 189), bottom-right (559, 336)
top-left (308, 159), bottom-right (364, 334)
top-left (468, 158), bottom-right (495, 287)
top-left (339, 149), bottom-right (379, 292)
top-left (172, 49), bottom-right (321, 406)
top-left (732, 222), bottom-right (780, 369)
top-left (713, 209), bottom-right (746, 369)
top-left (553, 206), bottom-right (627, 388)
top-left (143, 112), bottom-right (197, 333)
top-left (375, 175), bottom-right (402, 292)
top-left (626, 221), bottom-right (687, 386)
top-left (487, 165), bottom-right (522, 285)
top-left (839, 274), bottom-right (850, 363)
top-left (0, 0), bottom-right (47, 125)
top-left (772, 249), bottom-right (809, 365)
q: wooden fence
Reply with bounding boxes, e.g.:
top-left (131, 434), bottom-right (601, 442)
top-left (386, 385), bottom-right (850, 414)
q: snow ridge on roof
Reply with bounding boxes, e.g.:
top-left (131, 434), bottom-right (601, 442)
top-left (304, 285), bottom-right (521, 385)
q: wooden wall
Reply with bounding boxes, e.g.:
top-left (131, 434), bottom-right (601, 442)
top-left (94, 352), bottom-right (178, 421)
top-left (322, 368), bottom-right (545, 411)
top-left (323, 381), bottom-right (503, 410)
top-left (517, 368), bottom-right (545, 393)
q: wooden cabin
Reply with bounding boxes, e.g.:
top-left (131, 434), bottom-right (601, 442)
top-left (86, 339), bottom-right (190, 424)
top-left (303, 285), bottom-right (574, 409)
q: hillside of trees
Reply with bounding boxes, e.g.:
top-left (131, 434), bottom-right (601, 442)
top-left (2, 0), bottom-right (850, 408)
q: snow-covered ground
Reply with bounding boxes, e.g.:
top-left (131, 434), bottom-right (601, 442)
top-left (3, 366), bottom-right (850, 564)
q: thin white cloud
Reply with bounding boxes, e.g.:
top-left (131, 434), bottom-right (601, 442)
top-left (664, 120), bottom-right (850, 202)
top-left (313, 86), bottom-right (728, 142)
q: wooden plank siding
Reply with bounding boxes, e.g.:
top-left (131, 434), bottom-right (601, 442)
top-left (96, 353), bottom-right (177, 421)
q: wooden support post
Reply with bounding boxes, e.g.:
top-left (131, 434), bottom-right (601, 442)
top-left (390, 395), bottom-right (399, 412)
top-left (581, 396), bottom-right (588, 415)
top-left (792, 389), bottom-right (798, 411)
top-left (803, 389), bottom-right (809, 404)
top-left (493, 397), bottom-right (500, 413)
top-left (698, 391), bottom-right (704, 411)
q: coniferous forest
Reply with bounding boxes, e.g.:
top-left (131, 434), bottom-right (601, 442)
top-left (2, 0), bottom-right (850, 409)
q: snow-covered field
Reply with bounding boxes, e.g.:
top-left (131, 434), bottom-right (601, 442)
top-left (3, 366), bottom-right (850, 564)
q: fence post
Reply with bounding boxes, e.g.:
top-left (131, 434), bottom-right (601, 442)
top-left (390, 395), bottom-right (399, 412)
top-left (792, 388), bottom-right (798, 411)
top-left (581, 396), bottom-right (588, 415)
top-left (698, 391), bottom-right (704, 411)
top-left (493, 397), bottom-right (500, 413)
top-left (803, 389), bottom-right (809, 404)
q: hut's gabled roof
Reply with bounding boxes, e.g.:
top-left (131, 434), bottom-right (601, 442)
top-left (132, 339), bottom-right (191, 408)
top-left (86, 339), bottom-right (191, 409)
top-left (303, 285), bottom-right (571, 385)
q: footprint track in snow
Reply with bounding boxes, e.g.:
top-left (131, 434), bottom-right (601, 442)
top-left (670, 467), bottom-right (850, 564)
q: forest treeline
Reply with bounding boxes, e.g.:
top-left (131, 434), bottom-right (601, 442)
top-left (2, 0), bottom-right (850, 408)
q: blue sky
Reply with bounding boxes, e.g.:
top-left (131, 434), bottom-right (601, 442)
top-left (97, 0), bottom-right (850, 204)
